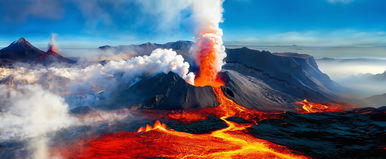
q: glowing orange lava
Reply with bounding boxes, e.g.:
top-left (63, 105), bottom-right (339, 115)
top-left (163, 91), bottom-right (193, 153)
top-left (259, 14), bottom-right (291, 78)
top-left (58, 84), bottom-right (309, 159)
top-left (193, 31), bottom-right (225, 87)
top-left (167, 111), bottom-right (209, 124)
top-left (137, 120), bottom-right (168, 133)
top-left (295, 99), bottom-right (348, 113)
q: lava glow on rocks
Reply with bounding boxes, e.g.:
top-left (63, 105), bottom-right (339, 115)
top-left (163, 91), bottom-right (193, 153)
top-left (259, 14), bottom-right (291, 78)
top-left (54, 72), bottom-right (352, 159)
top-left (58, 82), bottom-right (312, 159)
top-left (295, 99), bottom-right (351, 113)
top-left (52, 0), bottom-right (348, 156)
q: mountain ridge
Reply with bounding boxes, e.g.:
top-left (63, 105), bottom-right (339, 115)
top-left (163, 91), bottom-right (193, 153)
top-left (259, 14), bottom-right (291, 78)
top-left (97, 43), bottom-right (346, 111)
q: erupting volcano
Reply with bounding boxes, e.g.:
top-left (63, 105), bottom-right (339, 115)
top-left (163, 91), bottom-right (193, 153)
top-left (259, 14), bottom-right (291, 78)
top-left (55, 1), bottom-right (310, 158)
top-left (53, 0), bottom-right (359, 158)
top-left (47, 33), bottom-right (60, 55)
top-left (192, 0), bottom-right (226, 87)
top-left (57, 2), bottom-right (316, 158)
top-left (2, 0), bottom-right (385, 159)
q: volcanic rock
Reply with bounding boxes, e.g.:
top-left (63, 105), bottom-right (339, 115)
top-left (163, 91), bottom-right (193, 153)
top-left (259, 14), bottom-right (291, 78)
top-left (103, 72), bottom-right (219, 110)
top-left (220, 47), bottom-right (343, 111)
top-left (249, 107), bottom-right (386, 159)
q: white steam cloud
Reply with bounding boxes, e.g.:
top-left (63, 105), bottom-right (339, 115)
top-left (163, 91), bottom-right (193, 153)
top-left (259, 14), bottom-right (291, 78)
top-left (0, 48), bottom-right (195, 158)
top-left (0, 48), bottom-right (195, 108)
top-left (0, 85), bottom-right (75, 141)
top-left (0, 1), bottom-right (226, 158)
top-left (137, 0), bottom-right (227, 76)
top-left (0, 85), bottom-right (76, 159)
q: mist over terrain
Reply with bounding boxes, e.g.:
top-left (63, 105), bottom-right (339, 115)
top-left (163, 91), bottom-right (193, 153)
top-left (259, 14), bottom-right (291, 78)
top-left (316, 58), bottom-right (386, 97)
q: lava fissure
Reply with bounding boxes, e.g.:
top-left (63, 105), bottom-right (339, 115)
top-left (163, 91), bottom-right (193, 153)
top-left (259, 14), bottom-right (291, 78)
top-left (295, 99), bottom-right (352, 113)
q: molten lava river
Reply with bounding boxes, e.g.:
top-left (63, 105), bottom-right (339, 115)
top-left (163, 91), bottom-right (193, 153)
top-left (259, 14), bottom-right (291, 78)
top-left (56, 81), bottom-right (321, 159)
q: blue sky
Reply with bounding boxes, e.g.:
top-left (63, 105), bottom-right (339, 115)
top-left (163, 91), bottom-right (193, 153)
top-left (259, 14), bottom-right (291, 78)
top-left (0, 0), bottom-right (385, 48)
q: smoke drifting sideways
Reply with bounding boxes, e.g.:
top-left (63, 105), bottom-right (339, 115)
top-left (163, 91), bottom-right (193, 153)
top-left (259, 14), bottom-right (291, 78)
top-left (0, 48), bottom-right (195, 108)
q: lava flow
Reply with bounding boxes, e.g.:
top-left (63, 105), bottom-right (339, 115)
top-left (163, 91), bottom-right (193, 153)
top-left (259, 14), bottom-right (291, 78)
top-left (295, 99), bottom-right (349, 113)
top-left (58, 81), bottom-right (310, 159)
top-left (55, 0), bottom-right (309, 156)
top-left (57, 26), bottom-right (310, 158)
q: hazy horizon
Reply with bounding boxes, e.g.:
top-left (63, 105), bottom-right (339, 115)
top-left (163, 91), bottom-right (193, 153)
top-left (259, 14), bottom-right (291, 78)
top-left (2, 38), bottom-right (386, 59)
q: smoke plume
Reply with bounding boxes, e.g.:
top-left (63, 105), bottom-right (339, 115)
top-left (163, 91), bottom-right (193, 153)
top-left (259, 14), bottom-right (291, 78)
top-left (191, 0), bottom-right (226, 86)
top-left (47, 33), bottom-right (59, 54)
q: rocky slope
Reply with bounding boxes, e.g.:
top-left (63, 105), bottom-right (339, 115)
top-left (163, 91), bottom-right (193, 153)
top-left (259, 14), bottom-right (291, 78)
top-left (100, 72), bottom-right (219, 110)
top-left (97, 44), bottom-right (344, 111)
top-left (249, 107), bottom-right (386, 159)
top-left (220, 48), bottom-right (343, 111)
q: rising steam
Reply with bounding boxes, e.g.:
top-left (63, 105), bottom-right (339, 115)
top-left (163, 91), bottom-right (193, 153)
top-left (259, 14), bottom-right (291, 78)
top-left (0, 48), bottom-right (195, 159)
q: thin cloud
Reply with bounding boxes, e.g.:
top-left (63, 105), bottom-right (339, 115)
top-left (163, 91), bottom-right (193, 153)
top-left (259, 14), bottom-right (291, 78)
top-left (328, 0), bottom-right (353, 3)
top-left (227, 30), bottom-right (386, 47)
